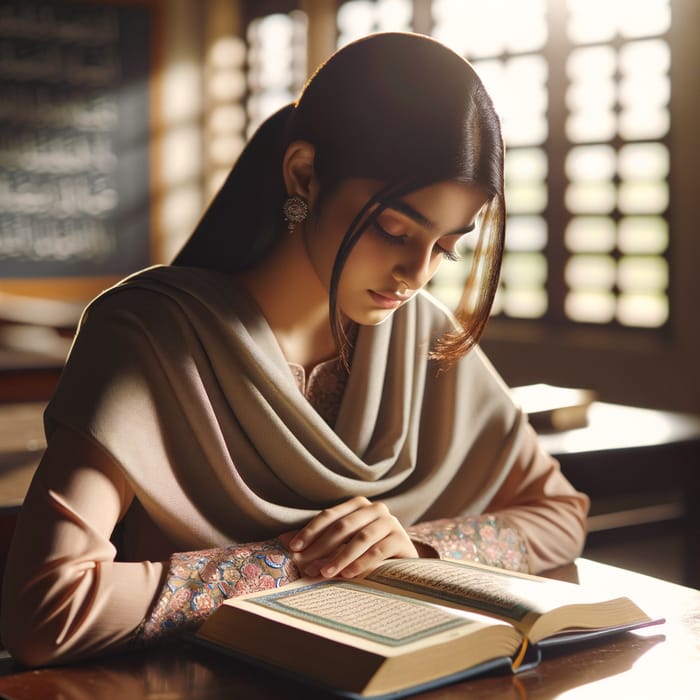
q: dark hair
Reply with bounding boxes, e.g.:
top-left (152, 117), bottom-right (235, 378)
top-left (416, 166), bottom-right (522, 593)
top-left (173, 32), bottom-right (505, 363)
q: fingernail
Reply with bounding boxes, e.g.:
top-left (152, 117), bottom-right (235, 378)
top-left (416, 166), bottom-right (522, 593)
top-left (290, 538), bottom-right (304, 551)
top-left (321, 565), bottom-right (336, 577)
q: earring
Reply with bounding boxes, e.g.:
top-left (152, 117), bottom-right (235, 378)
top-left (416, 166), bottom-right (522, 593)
top-left (282, 195), bottom-right (308, 233)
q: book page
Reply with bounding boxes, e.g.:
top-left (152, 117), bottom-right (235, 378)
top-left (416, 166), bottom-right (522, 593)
top-left (367, 559), bottom-right (584, 622)
top-left (248, 580), bottom-right (473, 647)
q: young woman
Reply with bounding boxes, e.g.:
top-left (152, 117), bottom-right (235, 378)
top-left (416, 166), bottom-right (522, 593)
top-left (1, 33), bottom-right (588, 666)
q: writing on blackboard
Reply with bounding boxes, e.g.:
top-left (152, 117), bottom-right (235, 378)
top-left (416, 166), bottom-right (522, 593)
top-left (0, 1), bottom-right (151, 279)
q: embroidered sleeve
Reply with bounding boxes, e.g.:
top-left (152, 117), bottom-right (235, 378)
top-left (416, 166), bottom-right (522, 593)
top-left (407, 515), bottom-right (529, 573)
top-left (135, 539), bottom-right (300, 644)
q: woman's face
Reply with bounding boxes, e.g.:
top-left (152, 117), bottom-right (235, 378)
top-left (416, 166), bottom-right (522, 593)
top-left (303, 179), bottom-right (488, 326)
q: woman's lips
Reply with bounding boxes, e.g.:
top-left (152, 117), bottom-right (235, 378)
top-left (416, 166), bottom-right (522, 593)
top-left (368, 290), bottom-right (405, 308)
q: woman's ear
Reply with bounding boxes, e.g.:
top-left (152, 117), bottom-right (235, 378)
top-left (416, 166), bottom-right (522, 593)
top-left (282, 141), bottom-right (317, 201)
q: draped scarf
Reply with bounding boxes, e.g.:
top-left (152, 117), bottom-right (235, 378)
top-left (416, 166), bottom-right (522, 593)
top-left (45, 265), bottom-right (525, 549)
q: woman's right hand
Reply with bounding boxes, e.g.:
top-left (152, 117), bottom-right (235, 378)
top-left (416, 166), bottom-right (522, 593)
top-left (279, 496), bottom-right (419, 580)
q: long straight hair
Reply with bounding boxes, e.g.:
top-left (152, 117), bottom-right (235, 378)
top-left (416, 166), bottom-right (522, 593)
top-left (174, 32), bottom-right (506, 364)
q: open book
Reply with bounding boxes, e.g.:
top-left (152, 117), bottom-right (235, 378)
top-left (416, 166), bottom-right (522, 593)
top-left (195, 558), bottom-right (660, 699)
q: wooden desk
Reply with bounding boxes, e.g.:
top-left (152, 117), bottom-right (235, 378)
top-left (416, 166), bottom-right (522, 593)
top-left (0, 559), bottom-right (698, 699)
top-left (0, 402), bottom-right (46, 510)
top-left (540, 403), bottom-right (700, 588)
top-left (0, 402), bottom-right (47, 596)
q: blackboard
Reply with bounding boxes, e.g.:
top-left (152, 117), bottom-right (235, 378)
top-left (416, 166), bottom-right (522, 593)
top-left (0, 0), bottom-right (153, 288)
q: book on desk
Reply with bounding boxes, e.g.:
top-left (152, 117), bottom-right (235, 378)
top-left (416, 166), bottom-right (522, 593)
top-left (510, 383), bottom-right (597, 432)
top-left (195, 557), bottom-right (660, 699)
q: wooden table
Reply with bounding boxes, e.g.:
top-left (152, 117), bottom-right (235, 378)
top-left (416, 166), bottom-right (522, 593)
top-left (540, 402), bottom-right (700, 588)
top-left (0, 559), bottom-right (698, 699)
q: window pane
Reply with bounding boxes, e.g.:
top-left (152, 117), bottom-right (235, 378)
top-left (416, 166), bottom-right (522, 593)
top-left (566, 145), bottom-right (616, 181)
top-left (618, 216), bottom-right (668, 254)
top-left (565, 255), bottom-right (616, 290)
top-left (503, 288), bottom-right (548, 318)
top-left (205, 35), bottom-right (247, 195)
top-left (506, 148), bottom-right (548, 182)
top-left (567, 0), bottom-right (670, 42)
top-left (246, 12), bottom-right (307, 136)
top-left (506, 216), bottom-right (547, 251)
top-left (473, 56), bottom-right (548, 147)
top-left (433, 0), bottom-right (546, 58)
top-left (618, 181), bottom-right (668, 214)
top-left (618, 143), bottom-right (669, 180)
top-left (618, 256), bottom-right (668, 292)
top-left (618, 0), bottom-right (671, 38)
top-left (337, 0), bottom-right (412, 46)
top-left (565, 290), bottom-right (616, 323)
top-left (566, 217), bottom-right (616, 253)
top-left (617, 293), bottom-right (668, 327)
top-left (618, 39), bottom-right (670, 139)
top-left (566, 0), bottom-right (617, 43)
top-left (566, 182), bottom-right (616, 214)
top-left (503, 252), bottom-right (547, 286)
top-left (508, 182), bottom-right (548, 214)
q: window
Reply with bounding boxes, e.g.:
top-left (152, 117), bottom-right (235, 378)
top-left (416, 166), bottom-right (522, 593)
top-left (246, 10), bottom-right (308, 138)
top-left (204, 5), bottom-right (307, 198)
top-left (426, 0), bottom-right (672, 332)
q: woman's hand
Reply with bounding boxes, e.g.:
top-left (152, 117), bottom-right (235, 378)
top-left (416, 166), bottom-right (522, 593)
top-left (280, 496), bottom-right (419, 579)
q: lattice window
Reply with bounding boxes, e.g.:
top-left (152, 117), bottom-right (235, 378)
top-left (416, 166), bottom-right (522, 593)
top-left (204, 35), bottom-right (247, 198)
top-left (204, 6), bottom-right (307, 200)
top-left (561, 0), bottom-right (671, 328)
top-left (428, 0), bottom-right (672, 330)
top-left (246, 10), bottom-right (307, 138)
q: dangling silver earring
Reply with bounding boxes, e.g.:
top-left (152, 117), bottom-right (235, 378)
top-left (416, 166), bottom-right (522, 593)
top-left (282, 195), bottom-right (308, 233)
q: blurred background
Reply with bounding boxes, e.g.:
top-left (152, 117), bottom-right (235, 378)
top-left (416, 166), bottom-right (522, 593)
top-left (0, 0), bottom-right (698, 412)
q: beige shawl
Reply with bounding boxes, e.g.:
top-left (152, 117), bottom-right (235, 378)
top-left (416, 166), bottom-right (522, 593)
top-left (46, 265), bottom-right (525, 549)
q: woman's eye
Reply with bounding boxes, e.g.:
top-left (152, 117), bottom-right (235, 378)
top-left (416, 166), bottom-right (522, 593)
top-left (374, 220), bottom-right (406, 244)
top-left (434, 243), bottom-right (461, 262)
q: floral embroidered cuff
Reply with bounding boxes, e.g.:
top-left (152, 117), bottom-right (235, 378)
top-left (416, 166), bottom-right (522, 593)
top-left (135, 538), bottom-right (300, 644)
top-left (408, 515), bottom-right (529, 573)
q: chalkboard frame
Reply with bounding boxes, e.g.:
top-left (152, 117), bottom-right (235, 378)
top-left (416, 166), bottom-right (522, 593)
top-left (0, 0), bottom-right (163, 303)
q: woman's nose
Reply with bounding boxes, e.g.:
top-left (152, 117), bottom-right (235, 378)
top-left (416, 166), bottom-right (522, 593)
top-left (393, 244), bottom-right (434, 290)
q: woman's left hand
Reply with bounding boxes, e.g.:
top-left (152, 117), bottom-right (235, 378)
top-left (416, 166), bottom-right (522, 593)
top-left (280, 496), bottom-right (419, 579)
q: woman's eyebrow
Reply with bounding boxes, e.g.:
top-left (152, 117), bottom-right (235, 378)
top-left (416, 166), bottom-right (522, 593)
top-left (386, 200), bottom-right (476, 235)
